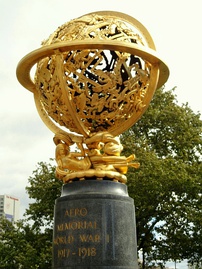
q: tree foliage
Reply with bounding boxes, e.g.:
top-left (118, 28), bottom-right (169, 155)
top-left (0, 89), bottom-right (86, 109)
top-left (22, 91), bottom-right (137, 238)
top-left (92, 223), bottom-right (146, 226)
top-left (0, 160), bottom-right (62, 269)
top-left (121, 87), bottom-right (202, 266)
top-left (0, 218), bottom-right (51, 269)
top-left (25, 160), bottom-right (62, 229)
top-left (0, 87), bottom-right (201, 268)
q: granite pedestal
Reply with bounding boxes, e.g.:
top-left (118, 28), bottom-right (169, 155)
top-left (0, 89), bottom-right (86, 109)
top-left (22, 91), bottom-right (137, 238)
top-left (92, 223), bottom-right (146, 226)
top-left (52, 180), bottom-right (138, 269)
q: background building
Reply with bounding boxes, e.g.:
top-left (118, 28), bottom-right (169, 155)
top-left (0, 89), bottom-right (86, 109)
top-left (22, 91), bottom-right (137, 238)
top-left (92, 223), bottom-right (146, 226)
top-left (0, 194), bottom-right (20, 222)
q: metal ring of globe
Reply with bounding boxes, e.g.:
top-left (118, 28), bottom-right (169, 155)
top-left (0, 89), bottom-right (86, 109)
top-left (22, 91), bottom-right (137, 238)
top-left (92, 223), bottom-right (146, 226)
top-left (17, 41), bottom-right (169, 137)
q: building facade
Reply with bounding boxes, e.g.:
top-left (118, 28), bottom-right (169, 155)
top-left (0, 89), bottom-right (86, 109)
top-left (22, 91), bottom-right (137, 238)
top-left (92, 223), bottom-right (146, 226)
top-left (0, 194), bottom-right (20, 222)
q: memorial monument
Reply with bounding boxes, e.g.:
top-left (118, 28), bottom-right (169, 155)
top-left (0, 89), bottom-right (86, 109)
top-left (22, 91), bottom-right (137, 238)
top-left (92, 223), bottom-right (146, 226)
top-left (16, 11), bottom-right (169, 269)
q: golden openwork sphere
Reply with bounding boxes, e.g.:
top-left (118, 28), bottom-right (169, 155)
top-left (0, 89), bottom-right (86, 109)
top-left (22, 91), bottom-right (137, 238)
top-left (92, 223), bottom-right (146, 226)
top-left (17, 11), bottom-right (169, 138)
top-left (17, 11), bottom-right (169, 183)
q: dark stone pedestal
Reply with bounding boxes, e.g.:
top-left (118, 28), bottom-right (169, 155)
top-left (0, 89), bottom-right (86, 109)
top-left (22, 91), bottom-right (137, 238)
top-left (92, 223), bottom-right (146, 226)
top-left (52, 180), bottom-right (138, 269)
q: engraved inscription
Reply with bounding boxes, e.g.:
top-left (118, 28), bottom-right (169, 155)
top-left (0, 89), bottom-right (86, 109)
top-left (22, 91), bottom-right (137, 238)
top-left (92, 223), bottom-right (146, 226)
top-left (54, 235), bottom-right (74, 245)
top-left (79, 234), bottom-right (100, 243)
top-left (54, 207), bottom-right (109, 259)
top-left (57, 221), bottom-right (97, 231)
top-left (78, 247), bottom-right (96, 258)
top-left (65, 208), bottom-right (88, 217)
top-left (58, 249), bottom-right (71, 258)
top-left (57, 247), bottom-right (97, 258)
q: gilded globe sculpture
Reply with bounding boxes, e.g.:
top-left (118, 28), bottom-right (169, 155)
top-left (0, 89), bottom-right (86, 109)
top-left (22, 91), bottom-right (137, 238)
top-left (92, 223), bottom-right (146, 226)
top-left (16, 11), bottom-right (169, 183)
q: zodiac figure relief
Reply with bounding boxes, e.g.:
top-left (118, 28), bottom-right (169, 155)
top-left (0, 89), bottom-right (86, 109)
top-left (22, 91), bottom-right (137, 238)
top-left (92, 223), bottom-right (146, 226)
top-left (54, 132), bottom-right (140, 183)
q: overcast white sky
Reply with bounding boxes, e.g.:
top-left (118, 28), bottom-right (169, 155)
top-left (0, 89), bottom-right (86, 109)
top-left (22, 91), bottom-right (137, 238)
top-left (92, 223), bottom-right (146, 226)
top-left (0, 1), bottom-right (201, 267)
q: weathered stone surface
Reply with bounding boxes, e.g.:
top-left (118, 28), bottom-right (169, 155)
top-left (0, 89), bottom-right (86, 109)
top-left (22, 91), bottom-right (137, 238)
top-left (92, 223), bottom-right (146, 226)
top-left (53, 180), bottom-right (138, 269)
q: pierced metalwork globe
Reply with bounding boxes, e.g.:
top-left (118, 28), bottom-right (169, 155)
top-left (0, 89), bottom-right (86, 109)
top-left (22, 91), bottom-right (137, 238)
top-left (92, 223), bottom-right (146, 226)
top-left (16, 11), bottom-right (169, 138)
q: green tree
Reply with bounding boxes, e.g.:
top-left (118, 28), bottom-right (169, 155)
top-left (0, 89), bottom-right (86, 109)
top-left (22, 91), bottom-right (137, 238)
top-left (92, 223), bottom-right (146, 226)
top-left (0, 218), bottom-right (39, 268)
top-left (25, 160), bottom-right (62, 229)
top-left (121, 87), bottom-right (202, 267)
top-left (1, 87), bottom-right (201, 268)
top-left (24, 160), bottom-right (63, 267)
top-left (0, 161), bottom-right (62, 269)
